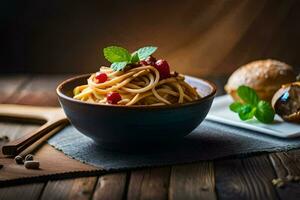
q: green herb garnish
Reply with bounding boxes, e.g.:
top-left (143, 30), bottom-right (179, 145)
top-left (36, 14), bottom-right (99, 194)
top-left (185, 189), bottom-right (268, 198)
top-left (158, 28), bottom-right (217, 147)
top-left (103, 46), bottom-right (157, 71)
top-left (229, 85), bottom-right (275, 123)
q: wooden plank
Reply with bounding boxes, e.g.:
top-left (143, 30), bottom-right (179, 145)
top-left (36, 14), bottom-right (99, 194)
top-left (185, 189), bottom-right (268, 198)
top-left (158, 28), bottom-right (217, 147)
top-left (215, 155), bottom-right (278, 200)
top-left (0, 74), bottom-right (68, 146)
top-left (92, 173), bottom-right (127, 200)
top-left (0, 75), bottom-right (29, 103)
top-left (169, 162), bottom-right (216, 200)
top-left (0, 76), bottom-right (46, 199)
top-left (0, 183), bottom-right (44, 200)
top-left (269, 151), bottom-right (300, 200)
top-left (40, 177), bottom-right (97, 200)
top-left (0, 75), bottom-right (40, 148)
top-left (0, 122), bottom-right (40, 143)
top-left (7, 75), bottom-right (72, 106)
top-left (127, 167), bottom-right (170, 200)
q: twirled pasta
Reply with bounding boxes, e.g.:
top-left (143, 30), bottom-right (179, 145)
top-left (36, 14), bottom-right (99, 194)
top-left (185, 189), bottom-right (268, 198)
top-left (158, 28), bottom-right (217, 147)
top-left (73, 65), bottom-right (200, 106)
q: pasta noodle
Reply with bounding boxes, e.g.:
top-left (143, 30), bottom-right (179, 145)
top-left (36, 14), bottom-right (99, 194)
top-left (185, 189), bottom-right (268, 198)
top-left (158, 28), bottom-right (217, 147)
top-left (73, 65), bottom-right (201, 106)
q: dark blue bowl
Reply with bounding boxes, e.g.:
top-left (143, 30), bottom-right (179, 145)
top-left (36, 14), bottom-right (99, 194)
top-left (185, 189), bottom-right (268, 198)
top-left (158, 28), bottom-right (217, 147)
top-left (57, 74), bottom-right (216, 150)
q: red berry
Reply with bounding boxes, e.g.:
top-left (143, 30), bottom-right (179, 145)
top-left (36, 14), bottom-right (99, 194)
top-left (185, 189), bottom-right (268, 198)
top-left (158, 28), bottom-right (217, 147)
top-left (140, 56), bottom-right (156, 66)
top-left (107, 92), bottom-right (122, 104)
top-left (95, 72), bottom-right (108, 83)
top-left (140, 60), bottom-right (148, 65)
top-left (154, 59), bottom-right (171, 79)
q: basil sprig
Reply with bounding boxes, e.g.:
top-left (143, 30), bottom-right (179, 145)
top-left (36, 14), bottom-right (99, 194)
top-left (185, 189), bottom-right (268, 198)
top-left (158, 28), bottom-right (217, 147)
top-left (229, 85), bottom-right (275, 123)
top-left (103, 46), bottom-right (157, 71)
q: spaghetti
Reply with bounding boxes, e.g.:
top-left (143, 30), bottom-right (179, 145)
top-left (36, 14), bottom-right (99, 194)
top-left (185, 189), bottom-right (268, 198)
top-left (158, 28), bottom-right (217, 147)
top-left (73, 65), bottom-right (201, 106)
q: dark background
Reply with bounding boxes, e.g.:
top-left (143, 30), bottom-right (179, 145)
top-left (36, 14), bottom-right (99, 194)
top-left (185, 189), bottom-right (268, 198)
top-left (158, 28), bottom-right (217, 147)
top-left (1, 0), bottom-right (300, 77)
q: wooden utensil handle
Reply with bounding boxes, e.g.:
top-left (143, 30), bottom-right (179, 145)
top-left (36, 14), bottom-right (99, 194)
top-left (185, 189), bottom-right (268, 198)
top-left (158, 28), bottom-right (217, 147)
top-left (0, 104), bottom-right (63, 121)
top-left (19, 123), bottom-right (68, 158)
top-left (0, 104), bottom-right (68, 156)
top-left (2, 118), bottom-right (69, 156)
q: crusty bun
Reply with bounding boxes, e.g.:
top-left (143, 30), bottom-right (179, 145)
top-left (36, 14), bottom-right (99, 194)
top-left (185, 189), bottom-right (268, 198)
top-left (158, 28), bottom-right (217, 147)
top-left (225, 59), bottom-right (296, 102)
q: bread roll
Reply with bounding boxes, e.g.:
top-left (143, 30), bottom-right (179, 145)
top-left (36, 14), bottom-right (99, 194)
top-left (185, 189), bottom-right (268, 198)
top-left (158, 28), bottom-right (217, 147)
top-left (225, 59), bottom-right (296, 102)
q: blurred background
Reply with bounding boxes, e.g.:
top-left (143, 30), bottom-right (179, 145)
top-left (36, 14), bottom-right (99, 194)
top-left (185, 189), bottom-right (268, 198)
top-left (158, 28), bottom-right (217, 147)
top-left (1, 0), bottom-right (300, 77)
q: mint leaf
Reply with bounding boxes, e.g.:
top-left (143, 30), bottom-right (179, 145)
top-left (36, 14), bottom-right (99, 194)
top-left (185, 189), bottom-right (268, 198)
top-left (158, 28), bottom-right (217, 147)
top-left (237, 85), bottom-right (259, 106)
top-left (111, 62), bottom-right (128, 71)
top-left (103, 46), bottom-right (131, 63)
top-left (130, 52), bottom-right (140, 63)
top-left (230, 102), bottom-right (243, 113)
top-left (229, 85), bottom-right (275, 124)
top-left (238, 104), bottom-right (256, 121)
top-left (255, 100), bottom-right (275, 123)
top-left (137, 46), bottom-right (157, 60)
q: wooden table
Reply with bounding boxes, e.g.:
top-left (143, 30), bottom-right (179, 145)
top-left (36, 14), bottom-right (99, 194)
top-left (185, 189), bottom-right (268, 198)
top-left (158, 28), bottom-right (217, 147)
top-left (0, 74), bottom-right (299, 200)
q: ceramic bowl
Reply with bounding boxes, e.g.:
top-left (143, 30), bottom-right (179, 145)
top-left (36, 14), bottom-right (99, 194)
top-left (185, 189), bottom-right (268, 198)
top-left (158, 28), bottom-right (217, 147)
top-left (57, 74), bottom-right (217, 149)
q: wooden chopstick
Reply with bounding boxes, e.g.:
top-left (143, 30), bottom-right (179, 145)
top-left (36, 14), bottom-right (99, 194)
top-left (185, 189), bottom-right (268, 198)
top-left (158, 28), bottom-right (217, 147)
top-left (19, 122), bottom-right (68, 158)
top-left (2, 119), bottom-right (69, 156)
top-left (0, 104), bottom-right (68, 156)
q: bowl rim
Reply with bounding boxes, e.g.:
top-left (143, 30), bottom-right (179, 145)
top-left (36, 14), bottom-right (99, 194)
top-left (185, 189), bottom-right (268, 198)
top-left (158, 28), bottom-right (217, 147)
top-left (56, 73), bottom-right (217, 110)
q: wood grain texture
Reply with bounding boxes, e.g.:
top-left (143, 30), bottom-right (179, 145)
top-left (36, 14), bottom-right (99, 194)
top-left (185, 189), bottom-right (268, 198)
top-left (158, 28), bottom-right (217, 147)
top-left (0, 76), bottom-right (45, 199)
top-left (215, 156), bottom-right (278, 200)
top-left (0, 103), bottom-right (68, 156)
top-left (169, 162), bottom-right (216, 200)
top-left (0, 75), bottom-right (29, 103)
top-left (127, 167), bottom-right (170, 200)
top-left (0, 76), bottom-right (97, 183)
top-left (40, 177), bottom-right (97, 200)
top-left (7, 75), bottom-right (71, 106)
top-left (0, 122), bottom-right (39, 146)
top-left (269, 151), bottom-right (300, 200)
top-left (0, 74), bottom-right (58, 153)
top-left (0, 183), bottom-right (44, 200)
top-left (0, 143), bottom-right (98, 182)
top-left (0, 76), bottom-right (97, 200)
top-left (92, 173), bottom-right (127, 200)
top-left (0, 75), bottom-right (95, 199)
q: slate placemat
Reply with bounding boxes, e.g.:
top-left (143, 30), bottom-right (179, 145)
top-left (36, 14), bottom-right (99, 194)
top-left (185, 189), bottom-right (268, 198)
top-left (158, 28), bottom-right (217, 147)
top-left (48, 120), bottom-right (300, 170)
